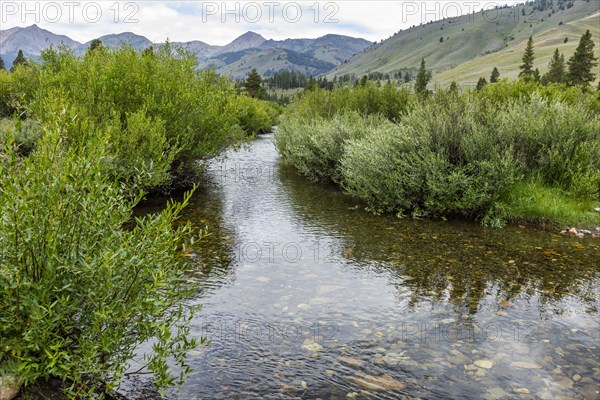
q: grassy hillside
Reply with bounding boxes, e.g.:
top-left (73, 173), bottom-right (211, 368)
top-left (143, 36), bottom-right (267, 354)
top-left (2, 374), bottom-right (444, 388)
top-left (436, 11), bottom-right (600, 85)
top-left (328, 0), bottom-right (599, 84)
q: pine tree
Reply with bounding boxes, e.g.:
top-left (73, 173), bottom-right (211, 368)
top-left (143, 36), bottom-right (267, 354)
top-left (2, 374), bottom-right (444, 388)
top-left (490, 67), bottom-right (500, 83)
top-left (244, 68), bottom-right (264, 98)
top-left (476, 77), bottom-right (487, 91)
top-left (519, 36), bottom-right (535, 82)
top-left (88, 39), bottom-right (103, 52)
top-left (567, 30), bottom-right (598, 87)
top-left (0, 56), bottom-right (5, 71)
top-left (449, 81), bottom-right (459, 93)
top-left (545, 48), bottom-right (566, 83)
top-left (533, 68), bottom-right (541, 83)
top-left (414, 58), bottom-right (431, 95)
top-left (403, 71), bottom-right (411, 83)
top-left (10, 50), bottom-right (27, 72)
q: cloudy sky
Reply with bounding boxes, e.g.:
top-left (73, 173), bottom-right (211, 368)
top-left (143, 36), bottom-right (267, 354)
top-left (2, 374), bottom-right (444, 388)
top-left (1, 1), bottom-right (523, 44)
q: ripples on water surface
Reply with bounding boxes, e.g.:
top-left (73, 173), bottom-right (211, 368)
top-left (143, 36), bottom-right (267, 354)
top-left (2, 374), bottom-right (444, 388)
top-left (130, 134), bottom-right (599, 399)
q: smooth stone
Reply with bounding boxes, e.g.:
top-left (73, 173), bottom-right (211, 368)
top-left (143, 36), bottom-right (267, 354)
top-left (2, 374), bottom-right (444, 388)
top-left (302, 342), bottom-right (323, 352)
top-left (572, 374), bottom-right (581, 382)
top-left (301, 381), bottom-right (308, 390)
top-left (513, 387), bottom-right (530, 394)
top-left (510, 361), bottom-right (541, 369)
top-left (346, 393), bottom-right (358, 399)
top-left (339, 356), bottom-right (364, 368)
top-left (351, 374), bottom-right (405, 391)
top-left (256, 276), bottom-right (270, 282)
top-left (383, 352), bottom-right (409, 366)
top-left (553, 377), bottom-right (573, 389)
top-left (484, 387), bottom-right (508, 399)
top-left (474, 359), bottom-right (493, 369)
top-left (297, 303), bottom-right (310, 309)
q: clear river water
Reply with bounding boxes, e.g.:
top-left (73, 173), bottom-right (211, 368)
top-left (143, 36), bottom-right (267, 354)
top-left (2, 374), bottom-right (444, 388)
top-left (129, 133), bottom-right (599, 400)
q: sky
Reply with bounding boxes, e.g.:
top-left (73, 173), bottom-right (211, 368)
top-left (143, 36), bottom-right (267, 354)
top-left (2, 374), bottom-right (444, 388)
top-left (1, 1), bottom-right (524, 45)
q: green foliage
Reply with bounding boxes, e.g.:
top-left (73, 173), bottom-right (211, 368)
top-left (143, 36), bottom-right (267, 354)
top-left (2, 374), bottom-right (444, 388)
top-left (244, 68), bottom-right (265, 99)
top-left (10, 50), bottom-right (27, 72)
top-left (0, 56), bottom-right (5, 71)
top-left (414, 58), bottom-right (431, 95)
top-left (286, 83), bottom-right (413, 122)
top-left (276, 112), bottom-right (390, 183)
top-left (476, 77), bottom-right (488, 91)
top-left (15, 44), bottom-right (266, 190)
top-left (88, 38), bottom-right (104, 52)
top-left (519, 36), bottom-right (535, 82)
top-left (545, 49), bottom-right (566, 84)
top-left (277, 81), bottom-right (600, 226)
top-left (0, 121), bottom-right (203, 398)
top-left (0, 63), bottom-right (39, 118)
top-left (501, 179), bottom-right (600, 228)
top-left (0, 118), bottom-right (42, 156)
top-left (233, 96), bottom-right (280, 136)
top-left (490, 67), bottom-right (500, 83)
top-left (567, 29), bottom-right (598, 87)
top-left (495, 95), bottom-right (600, 198)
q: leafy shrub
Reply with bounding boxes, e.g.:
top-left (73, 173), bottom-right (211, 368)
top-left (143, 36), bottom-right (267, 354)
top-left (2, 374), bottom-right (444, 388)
top-left (0, 121), bottom-right (202, 398)
top-left (287, 83), bottom-right (413, 121)
top-left (341, 92), bottom-right (519, 222)
top-left (23, 45), bottom-right (253, 190)
top-left (0, 118), bottom-right (42, 156)
top-left (496, 95), bottom-right (600, 199)
top-left (278, 81), bottom-right (599, 226)
top-left (0, 65), bottom-right (39, 118)
top-left (234, 96), bottom-right (280, 136)
top-left (276, 112), bottom-right (391, 182)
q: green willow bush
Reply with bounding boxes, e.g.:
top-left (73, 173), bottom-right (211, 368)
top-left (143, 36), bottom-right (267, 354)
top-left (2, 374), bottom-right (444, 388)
top-left (277, 81), bottom-right (600, 226)
top-left (0, 119), bottom-right (203, 397)
top-left (1, 44), bottom-right (279, 192)
top-left (276, 112), bottom-right (391, 183)
top-left (287, 82), bottom-right (414, 121)
top-left (342, 91), bottom-right (519, 223)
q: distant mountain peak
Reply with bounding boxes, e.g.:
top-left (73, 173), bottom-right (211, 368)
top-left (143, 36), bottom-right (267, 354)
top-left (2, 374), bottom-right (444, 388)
top-left (222, 31), bottom-right (267, 52)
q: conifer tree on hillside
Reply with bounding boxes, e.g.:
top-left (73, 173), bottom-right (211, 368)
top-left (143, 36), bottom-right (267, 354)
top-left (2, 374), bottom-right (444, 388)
top-left (0, 56), bottom-right (5, 71)
top-left (567, 30), bottom-right (598, 87)
top-left (519, 37), bottom-right (535, 82)
top-left (414, 58), bottom-right (431, 95)
top-left (545, 48), bottom-right (566, 83)
top-left (490, 67), bottom-right (500, 83)
top-left (244, 68), bottom-right (264, 99)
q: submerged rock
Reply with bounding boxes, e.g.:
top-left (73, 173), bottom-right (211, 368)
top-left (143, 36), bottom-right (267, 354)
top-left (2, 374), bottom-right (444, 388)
top-left (351, 374), bottom-right (406, 391)
top-left (510, 361), bottom-right (541, 369)
top-left (474, 359), bottom-right (493, 369)
top-left (0, 374), bottom-right (21, 400)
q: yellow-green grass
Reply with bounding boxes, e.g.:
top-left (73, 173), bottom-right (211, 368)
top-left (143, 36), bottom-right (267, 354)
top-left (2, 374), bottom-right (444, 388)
top-left (435, 12), bottom-right (600, 86)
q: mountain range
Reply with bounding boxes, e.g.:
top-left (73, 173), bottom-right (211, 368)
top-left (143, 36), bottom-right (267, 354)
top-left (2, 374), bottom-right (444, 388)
top-left (1, 0), bottom-right (598, 84)
top-left (0, 24), bottom-right (371, 78)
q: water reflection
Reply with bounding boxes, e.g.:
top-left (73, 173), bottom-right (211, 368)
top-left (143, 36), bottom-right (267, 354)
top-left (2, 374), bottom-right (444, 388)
top-left (127, 134), bottom-right (599, 400)
top-left (279, 163), bottom-right (600, 317)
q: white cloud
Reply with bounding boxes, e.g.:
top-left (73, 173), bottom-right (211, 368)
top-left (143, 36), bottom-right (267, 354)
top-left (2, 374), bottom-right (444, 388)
top-left (0, 1), bottom-right (524, 44)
